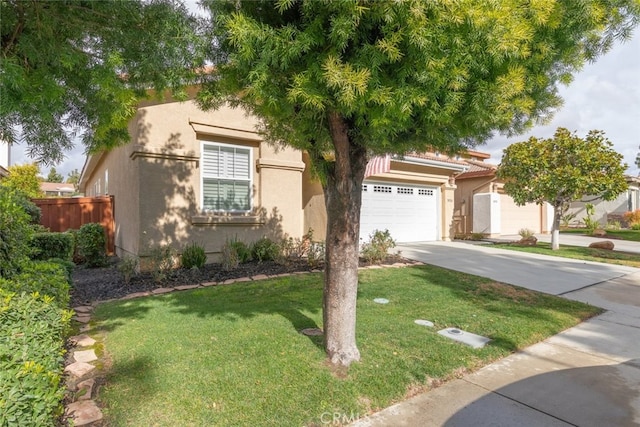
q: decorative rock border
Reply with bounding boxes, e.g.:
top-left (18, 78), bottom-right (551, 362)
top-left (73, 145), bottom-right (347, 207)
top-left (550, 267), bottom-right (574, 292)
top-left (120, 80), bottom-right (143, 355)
top-left (62, 260), bottom-right (424, 424)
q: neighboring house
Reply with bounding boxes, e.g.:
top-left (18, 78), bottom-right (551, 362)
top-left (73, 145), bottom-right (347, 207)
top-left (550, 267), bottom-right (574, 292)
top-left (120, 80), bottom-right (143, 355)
top-left (453, 156), bottom-right (552, 237)
top-left (40, 182), bottom-right (76, 197)
top-left (564, 176), bottom-right (640, 227)
top-left (79, 98), bottom-right (468, 260)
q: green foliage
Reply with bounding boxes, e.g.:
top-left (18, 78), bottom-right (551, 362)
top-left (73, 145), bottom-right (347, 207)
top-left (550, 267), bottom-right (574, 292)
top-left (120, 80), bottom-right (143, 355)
top-left (45, 167), bottom-right (63, 183)
top-left (146, 245), bottom-right (176, 284)
top-left (181, 242), bottom-right (207, 269)
top-left (0, 289), bottom-right (72, 426)
top-left (360, 229), bottom-right (396, 264)
top-left (561, 212), bottom-right (578, 228)
top-left (201, 1), bottom-right (639, 168)
top-left (230, 239), bottom-right (252, 264)
top-left (65, 169), bottom-right (81, 190)
top-left (1, 0), bottom-right (205, 163)
top-left (0, 164), bottom-right (43, 198)
top-left (0, 188), bottom-right (35, 278)
top-left (118, 255), bottom-right (140, 285)
top-left (632, 223), bottom-right (640, 231)
top-left (470, 233), bottom-right (486, 241)
top-left (606, 220), bottom-right (622, 231)
top-left (30, 232), bottom-right (74, 261)
top-left (583, 203), bottom-right (599, 233)
top-left (77, 223), bottom-right (107, 268)
top-left (250, 237), bottom-right (280, 263)
top-left (46, 258), bottom-right (75, 286)
top-left (497, 128), bottom-right (628, 249)
top-left (2, 261), bottom-right (71, 308)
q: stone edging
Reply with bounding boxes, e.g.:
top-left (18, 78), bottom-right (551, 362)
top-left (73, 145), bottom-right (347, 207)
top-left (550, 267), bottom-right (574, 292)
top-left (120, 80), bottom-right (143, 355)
top-left (63, 261), bottom-right (423, 425)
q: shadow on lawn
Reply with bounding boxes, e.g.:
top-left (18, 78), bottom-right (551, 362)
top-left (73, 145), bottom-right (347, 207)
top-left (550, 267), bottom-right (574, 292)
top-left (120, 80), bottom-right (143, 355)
top-left (95, 274), bottom-right (326, 349)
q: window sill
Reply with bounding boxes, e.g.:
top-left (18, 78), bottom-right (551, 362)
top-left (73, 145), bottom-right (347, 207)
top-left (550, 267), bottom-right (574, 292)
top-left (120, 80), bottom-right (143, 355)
top-left (191, 215), bottom-right (265, 226)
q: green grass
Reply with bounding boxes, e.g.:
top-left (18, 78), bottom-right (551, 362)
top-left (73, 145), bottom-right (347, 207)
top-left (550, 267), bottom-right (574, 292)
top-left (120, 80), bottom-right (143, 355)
top-left (94, 267), bottom-right (599, 426)
top-left (493, 242), bottom-right (640, 268)
top-left (561, 228), bottom-right (640, 242)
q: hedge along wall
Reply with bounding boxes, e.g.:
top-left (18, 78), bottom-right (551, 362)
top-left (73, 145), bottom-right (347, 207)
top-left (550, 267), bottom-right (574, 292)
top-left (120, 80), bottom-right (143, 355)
top-left (0, 262), bottom-right (73, 426)
top-left (32, 196), bottom-right (115, 255)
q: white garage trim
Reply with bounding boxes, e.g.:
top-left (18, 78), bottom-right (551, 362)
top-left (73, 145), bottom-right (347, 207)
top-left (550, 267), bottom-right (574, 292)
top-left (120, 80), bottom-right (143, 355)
top-left (360, 181), bottom-right (440, 243)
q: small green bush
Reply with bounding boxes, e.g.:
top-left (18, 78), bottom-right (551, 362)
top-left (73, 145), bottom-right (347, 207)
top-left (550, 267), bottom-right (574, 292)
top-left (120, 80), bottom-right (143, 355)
top-left (605, 220), bottom-right (622, 231)
top-left (230, 239), bottom-right (252, 263)
top-left (361, 229), bottom-right (396, 264)
top-left (181, 242), bottom-right (207, 269)
top-left (77, 223), bottom-right (107, 267)
top-left (0, 188), bottom-right (35, 278)
top-left (632, 223), bottom-right (640, 231)
top-left (1, 261), bottom-right (71, 307)
top-left (251, 237), bottom-right (280, 262)
top-left (30, 232), bottom-right (74, 261)
top-left (118, 255), bottom-right (140, 285)
top-left (0, 289), bottom-right (72, 426)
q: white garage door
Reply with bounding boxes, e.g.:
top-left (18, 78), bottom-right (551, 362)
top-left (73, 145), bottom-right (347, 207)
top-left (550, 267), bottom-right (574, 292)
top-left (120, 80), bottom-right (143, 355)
top-left (360, 182), bottom-right (439, 243)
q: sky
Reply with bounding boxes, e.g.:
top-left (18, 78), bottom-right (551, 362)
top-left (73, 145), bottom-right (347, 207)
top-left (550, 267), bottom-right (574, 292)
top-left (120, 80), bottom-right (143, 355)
top-left (10, 22), bottom-right (640, 179)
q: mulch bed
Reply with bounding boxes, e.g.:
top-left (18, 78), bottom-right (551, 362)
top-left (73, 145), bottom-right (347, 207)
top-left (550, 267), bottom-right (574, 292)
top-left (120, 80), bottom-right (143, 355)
top-left (71, 256), bottom-right (410, 306)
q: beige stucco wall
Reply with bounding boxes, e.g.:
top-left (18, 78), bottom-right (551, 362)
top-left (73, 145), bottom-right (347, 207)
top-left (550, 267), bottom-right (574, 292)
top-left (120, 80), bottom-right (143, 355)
top-left (83, 99), bottom-right (306, 260)
top-left (455, 176), bottom-right (549, 236)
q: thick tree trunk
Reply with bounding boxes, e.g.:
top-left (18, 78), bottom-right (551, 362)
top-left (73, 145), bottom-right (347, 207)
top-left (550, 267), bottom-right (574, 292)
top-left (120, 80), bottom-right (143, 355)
top-left (551, 205), bottom-right (562, 250)
top-left (322, 111), bottom-right (367, 368)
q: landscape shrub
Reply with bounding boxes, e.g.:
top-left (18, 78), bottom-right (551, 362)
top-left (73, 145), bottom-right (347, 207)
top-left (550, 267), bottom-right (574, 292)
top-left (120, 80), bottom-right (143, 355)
top-left (518, 228), bottom-right (535, 239)
top-left (582, 203), bottom-right (599, 233)
top-left (0, 289), bottom-right (72, 426)
top-left (77, 223), bottom-right (107, 267)
top-left (623, 209), bottom-right (640, 228)
top-left (307, 241), bottom-right (325, 269)
top-left (1, 261), bottom-right (71, 307)
top-left (361, 229), bottom-right (396, 264)
top-left (181, 242), bottom-right (207, 269)
top-left (118, 255), bottom-right (140, 285)
top-left (46, 258), bottom-right (75, 285)
top-left (251, 237), bottom-right (280, 262)
top-left (146, 244), bottom-right (176, 283)
top-left (30, 232), bottom-right (74, 261)
top-left (11, 190), bottom-right (41, 224)
top-left (221, 239), bottom-right (242, 271)
top-left (605, 220), bottom-right (622, 231)
top-left (0, 188), bottom-right (36, 278)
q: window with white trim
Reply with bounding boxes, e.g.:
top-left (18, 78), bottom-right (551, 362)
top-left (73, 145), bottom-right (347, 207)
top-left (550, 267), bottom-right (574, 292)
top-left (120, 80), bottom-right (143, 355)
top-left (201, 142), bottom-right (252, 212)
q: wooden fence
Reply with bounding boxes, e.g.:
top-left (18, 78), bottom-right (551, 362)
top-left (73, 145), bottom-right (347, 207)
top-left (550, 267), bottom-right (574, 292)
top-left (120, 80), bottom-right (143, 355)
top-left (32, 196), bottom-right (115, 255)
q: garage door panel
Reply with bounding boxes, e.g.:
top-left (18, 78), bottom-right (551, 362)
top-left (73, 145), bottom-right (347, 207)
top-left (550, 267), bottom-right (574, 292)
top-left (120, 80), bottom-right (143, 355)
top-left (360, 182), bottom-right (439, 242)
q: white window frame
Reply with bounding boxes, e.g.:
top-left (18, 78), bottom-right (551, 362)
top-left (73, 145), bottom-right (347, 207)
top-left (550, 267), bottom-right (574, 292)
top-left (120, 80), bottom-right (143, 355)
top-left (104, 169), bottom-right (109, 195)
top-left (200, 141), bottom-right (253, 213)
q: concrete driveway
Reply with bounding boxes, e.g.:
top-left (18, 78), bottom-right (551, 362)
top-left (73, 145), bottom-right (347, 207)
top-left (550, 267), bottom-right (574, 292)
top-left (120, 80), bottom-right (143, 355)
top-left (352, 240), bottom-right (640, 427)
top-left (396, 241), bottom-right (637, 295)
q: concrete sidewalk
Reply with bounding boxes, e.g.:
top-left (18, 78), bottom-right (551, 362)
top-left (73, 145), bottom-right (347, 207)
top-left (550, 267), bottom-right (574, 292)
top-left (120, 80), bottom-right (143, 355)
top-left (351, 242), bottom-right (640, 427)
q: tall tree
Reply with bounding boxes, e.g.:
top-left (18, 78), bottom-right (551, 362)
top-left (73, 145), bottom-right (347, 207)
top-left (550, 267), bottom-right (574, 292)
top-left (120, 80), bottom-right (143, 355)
top-left (0, 163), bottom-right (43, 198)
top-left (200, 0), bottom-right (639, 367)
top-left (497, 128), bottom-right (627, 249)
top-left (46, 167), bottom-right (63, 183)
top-left (1, 0), bottom-right (204, 164)
top-left (66, 168), bottom-right (81, 190)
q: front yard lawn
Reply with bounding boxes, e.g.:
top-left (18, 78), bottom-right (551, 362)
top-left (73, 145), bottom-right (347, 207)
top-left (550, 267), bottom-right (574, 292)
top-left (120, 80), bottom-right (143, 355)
top-left (561, 228), bottom-right (640, 242)
top-left (94, 266), bottom-right (599, 426)
top-left (493, 242), bottom-right (640, 268)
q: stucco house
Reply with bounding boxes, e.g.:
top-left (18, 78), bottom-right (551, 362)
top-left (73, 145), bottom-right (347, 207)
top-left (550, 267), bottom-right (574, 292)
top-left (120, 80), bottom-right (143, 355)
top-left (564, 176), bottom-right (640, 228)
top-left (453, 156), bottom-right (552, 237)
top-left (40, 182), bottom-right (76, 197)
top-left (79, 97), bottom-right (469, 260)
